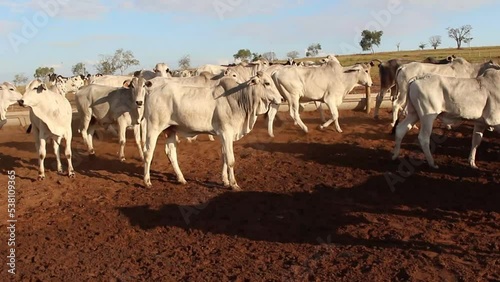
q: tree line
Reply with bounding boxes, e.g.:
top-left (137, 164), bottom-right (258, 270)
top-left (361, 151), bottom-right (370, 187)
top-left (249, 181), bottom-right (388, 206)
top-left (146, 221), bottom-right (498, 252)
top-left (12, 24), bottom-right (474, 86)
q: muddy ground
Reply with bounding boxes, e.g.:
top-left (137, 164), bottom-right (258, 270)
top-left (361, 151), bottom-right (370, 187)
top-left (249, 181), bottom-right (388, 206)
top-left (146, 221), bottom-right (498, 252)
top-left (0, 110), bottom-right (499, 281)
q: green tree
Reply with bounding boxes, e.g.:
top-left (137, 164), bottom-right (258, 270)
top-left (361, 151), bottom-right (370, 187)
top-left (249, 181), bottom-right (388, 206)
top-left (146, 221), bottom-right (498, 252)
top-left (306, 43), bottom-right (321, 57)
top-left (447, 25), bottom-right (472, 49)
top-left (233, 49), bottom-right (252, 62)
top-left (34, 66), bottom-right (55, 78)
top-left (418, 43), bottom-right (426, 50)
top-left (95, 49), bottom-right (140, 75)
top-left (359, 30), bottom-right (383, 53)
top-left (71, 62), bottom-right (88, 75)
top-left (13, 73), bottom-right (28, 86)
top-left (286, 50), bottom-right (300, 59)
top-left (112, 49), bottom-right (140, 75)
top-left (95, 55), bottom-right (116, 74)
top-left (178, 55), bottom-right (191, 70)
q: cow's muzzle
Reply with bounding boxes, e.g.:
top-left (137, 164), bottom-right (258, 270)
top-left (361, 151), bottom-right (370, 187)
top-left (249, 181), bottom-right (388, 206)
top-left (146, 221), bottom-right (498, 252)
top-left (136, 101), bottom-right (143, 107)
top-left (18, 100), bottom-right (25, 107)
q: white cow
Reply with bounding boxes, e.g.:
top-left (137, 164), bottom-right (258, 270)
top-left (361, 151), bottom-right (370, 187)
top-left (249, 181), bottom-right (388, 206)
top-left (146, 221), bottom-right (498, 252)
top-left (0, 82), bottom-right (23, 121)
top-left (138, 63), bottom-right (172, 80)
top-left (75, 81), bottom-right (143, 161)
top-left (196, 64), bottom-right (227, 76)
top-left (141, 71), bottom-right (282, 190)
top-left (18, 79), bottom-right (75, 179)
top-left (392, 68), bottom-right (500, 169)
top-left (392, 58), bottom-right (497, 129)
top-left (90, 74), bottom-right (133, 88)
top-left (269, 61), bottom-right (373, 136)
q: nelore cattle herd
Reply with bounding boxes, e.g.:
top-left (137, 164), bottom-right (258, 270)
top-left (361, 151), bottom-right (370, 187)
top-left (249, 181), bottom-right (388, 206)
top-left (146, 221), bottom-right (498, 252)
top-left (0, 55), bottom-right (498, 189)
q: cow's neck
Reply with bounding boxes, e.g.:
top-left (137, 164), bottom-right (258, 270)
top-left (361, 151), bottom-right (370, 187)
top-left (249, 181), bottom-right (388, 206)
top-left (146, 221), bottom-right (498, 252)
top-left (341, 72), bottom-right (361, 98)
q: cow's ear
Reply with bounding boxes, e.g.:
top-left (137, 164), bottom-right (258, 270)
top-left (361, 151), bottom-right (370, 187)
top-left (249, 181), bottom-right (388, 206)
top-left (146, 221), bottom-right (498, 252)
top-left (256, 71), bottom-right (264, 78)
top-left (123, 80), bottom-right (132, 88)
top-left (36, 83), bottom-right (47, 93)
top-left (133, 70), bottom-right (141, 78)
top-left (249, 77), bottom-right (259, 85)
top-left (145, 81), bottom-right (153, 88)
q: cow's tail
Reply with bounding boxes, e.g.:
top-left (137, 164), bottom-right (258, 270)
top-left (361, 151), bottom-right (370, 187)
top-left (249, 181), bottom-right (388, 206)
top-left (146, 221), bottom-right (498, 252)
top-left (26, 124), bottom-right (32, 134)
top-left (391, 77), bottom-right (419, 134)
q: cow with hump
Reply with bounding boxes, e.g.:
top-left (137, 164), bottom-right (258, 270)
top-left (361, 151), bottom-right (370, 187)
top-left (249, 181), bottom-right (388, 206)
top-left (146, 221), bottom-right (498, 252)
top-left (18, 79), bottom-right (75, 179)
top-left (391, 58), bottom-right (497, 130)
top-left (141, 71), bottom-right (282, 190)
top-left (392, 65), bottom-right (500, 169)
top-left (75, 78), bottom-right (144, 162)
top-left (269, 60), bottom-right (373, 136)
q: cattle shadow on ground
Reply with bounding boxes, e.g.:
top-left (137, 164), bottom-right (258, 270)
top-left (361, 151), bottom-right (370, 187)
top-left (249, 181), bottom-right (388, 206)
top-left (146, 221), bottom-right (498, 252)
top-left (244, 142), bottom-right (393, 173)
top-left (118, 174), bottom-right (499, 254)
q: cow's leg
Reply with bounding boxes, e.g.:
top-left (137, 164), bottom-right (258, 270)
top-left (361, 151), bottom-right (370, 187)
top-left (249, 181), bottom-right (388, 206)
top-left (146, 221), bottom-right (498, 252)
top-left (38, 137), bottom-right (47, 180)
top-left (267, 103), bottom-right (279, 137)
top-left (468, 123), bottom-right (487, 169)
top-left (143, 126), bottom-right (161, 188)
top-left (133, 124), bottom-right (144, 161)
top-left (418, 114), bottom-right (439, 169)
top-left (391, 101), bottom-right (401, 128)
top-left (117, 118), bottom-right (128, 162)
top-left (221, 146), bottom-right (229, 187)
top-left (290, 98), bottom-right (308, 133)
top-left (374, 87), bottom-right (389, 120)
top-left (320, 98), bottom-right (342, 132)
top-left (186, 135), bottom-right (197, 143)
top-left (164, 132), bottom-right (187, 185)
top-left (65, 134), bottom-right (75, 178)
top-left (52, 137), bottom-right (63, 174)
top-left (221, 133), bottom-right (240, 190)
top-left (392, 112), bottom-right (419, 160)
top-left (314, 101), bottom-right (326, 123)
top-left (80, 114), bottom-right (93, 155)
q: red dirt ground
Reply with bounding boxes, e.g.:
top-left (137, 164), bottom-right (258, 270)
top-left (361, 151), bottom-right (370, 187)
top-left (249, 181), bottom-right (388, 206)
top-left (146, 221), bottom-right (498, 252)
top-left (0, 110), bottom-right (499, 281)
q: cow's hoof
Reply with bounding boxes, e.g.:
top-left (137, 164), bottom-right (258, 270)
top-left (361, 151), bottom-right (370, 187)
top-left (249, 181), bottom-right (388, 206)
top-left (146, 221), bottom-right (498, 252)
top-left (231, 184), bottom-right (241, 191)
top-left (144, 181), bottom-right (152, 188)
top-left (430, 164), bottom-right (439, 169)
top-left (57, 169), bottom-right (64, 175)
top-left (374, 115), bottom-right (379, 120)
top-left (68, 172), bottom-right (76, 178)
top-left (120, 157), bottom-right (126, 162)
top-left (38, 175), bottom-right (45, 181)
top-left (178, 179), bottom-right (187, 185)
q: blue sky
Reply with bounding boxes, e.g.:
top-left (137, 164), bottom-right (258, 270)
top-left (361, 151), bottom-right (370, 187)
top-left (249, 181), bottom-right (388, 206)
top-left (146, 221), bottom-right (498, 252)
top-left (0, 0), bottom-right (498, 82)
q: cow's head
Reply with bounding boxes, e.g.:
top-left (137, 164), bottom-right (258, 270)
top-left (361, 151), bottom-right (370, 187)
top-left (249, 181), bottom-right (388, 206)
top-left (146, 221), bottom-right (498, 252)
top-left (129, 77), bottom-right (152, 108)
top-left (64, 75), bottom-right (84, 92)
top-left (223, 68), bottom-right (245, 84)
top-left (18, 79), bottom-right (50, 108)
top-left (154, 63), bottom-right (170, 77)
top-left (248, 71), bottom-right (282, 113)
top-left (345, 64), bottom-right (373, 87)
top-left (0, 82), bottom-right (23, 120)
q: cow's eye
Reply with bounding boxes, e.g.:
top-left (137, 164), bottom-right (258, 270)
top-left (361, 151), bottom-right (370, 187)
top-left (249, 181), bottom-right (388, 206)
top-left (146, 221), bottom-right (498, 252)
top-left (264, 82), bottom-right (271, 86)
